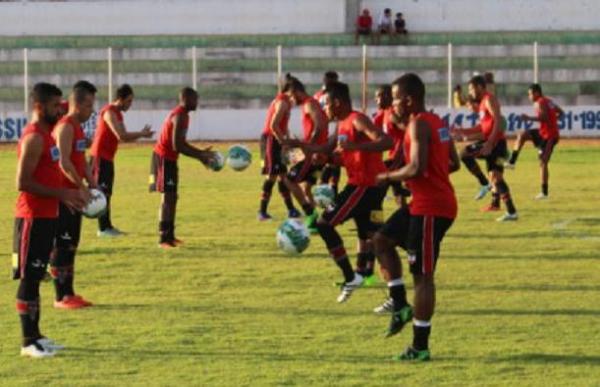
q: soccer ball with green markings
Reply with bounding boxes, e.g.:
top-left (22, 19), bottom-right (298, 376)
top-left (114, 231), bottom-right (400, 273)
top-left (312, 184), bottom-right (335, 209)
top-left (227, 144), bottom-right (252, 171)
top-left (208, 151), bottom-right (225, 171)
top-left (276, 219), bottom-right (310, 255)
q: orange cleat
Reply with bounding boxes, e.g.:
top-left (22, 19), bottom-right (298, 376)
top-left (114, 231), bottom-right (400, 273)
top-left (71, 295), bottom-right (93, 307)
top-left (480, 204), bottom-right (501, 212)
top-left (173, 238), bottom-right (184, 246)
top-left (54, 295), bottom-right (90, 310)
top-left (159, 241), bottom-right (177, 249)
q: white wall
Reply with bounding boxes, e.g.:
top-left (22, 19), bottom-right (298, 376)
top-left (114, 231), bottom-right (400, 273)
top-left (0, 0), bottom-right (346, 36)
top-left (361, 0), bottom-right (600, 32)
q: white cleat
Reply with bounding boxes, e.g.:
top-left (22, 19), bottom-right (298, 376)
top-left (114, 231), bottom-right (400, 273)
top-left (373, 297), bottom-right (395, 314)
top-left (336, 273), bottom-right (363, 303)
top-left (20, 342), bottom-right (56, 358)
top-left (37, 337), bottom-right (65, 351)
top-left (504, 162), bottom-right (515, 170)
top-left (496, 212), bottom-right (519, 222)
top-left (474, 184), bottom-right (492, 200)
top-left (534, 193), bottom-right (548, 200)
top-left (97, 228), bottom-right (124, 238)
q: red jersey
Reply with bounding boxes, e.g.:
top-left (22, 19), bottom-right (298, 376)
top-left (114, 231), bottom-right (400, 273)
top-left (313, 89), bottom-right (327, 108)
top-left (262, 94), bottom-right (290, 137)
top-left (372, 109), bottom-right (385, 129)
top-left (338, 111), bottom-right (386, 187)
top-left (53, 116), bottom-right (87, 189)
top-left (357, 15), bottom-right (372, 29)
top-left (382, 108), bottom-right (405, 160)
top-left (536, 96), bottom-right (560, 140)
top-left (90, 104), bottom-right (123, 161)
top-left (154, 105), bottom-right (188, 161)
top-left (404, 112), bottom-right (457, 219)
top-left (301, 97), bottom-right (328, 145)
top-left (15, 123), bottom-right (62, 219)
top-left (479, 92), bottom-right (505, 143)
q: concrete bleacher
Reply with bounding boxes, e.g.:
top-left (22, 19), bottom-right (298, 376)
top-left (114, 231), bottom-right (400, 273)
top-left (1, 31), bottom-right (600, 111)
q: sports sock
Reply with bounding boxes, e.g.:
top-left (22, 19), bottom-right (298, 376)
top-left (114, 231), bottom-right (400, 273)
top-left (301, 203), bottom-right (314, 216)
top-left (329, 246), bottom-right (355, 283)
top-left (278, 181), bottom-right (295, 211)
top-left (542, 183), bottom-right (548, 196)
top-left (98, 195), bottom-right (112, 231)
top-left (356, 252), bottom-right (375, 277)
top-left (159, 221), bottom-right (174, 243)
top-left (491, 191), bottom-right (500, 208)
top-left (412, 320), bottom-right (431, 351)
top-left (509, 150), bottom-right (519, 164)
top-left (50, 248), bottom-right (75, 301)
top-left (496, 180), bottom-right (517, 214)
top-left (16, 280), bottom-right (41, 346)
top-left (388, 278), bottom-right (408, 309)
top-left (259, 180), bottom-right (275, 214)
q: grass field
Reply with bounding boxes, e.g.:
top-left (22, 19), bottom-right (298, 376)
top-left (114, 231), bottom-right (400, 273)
top-left (0, 141), bottom-right (599, 386)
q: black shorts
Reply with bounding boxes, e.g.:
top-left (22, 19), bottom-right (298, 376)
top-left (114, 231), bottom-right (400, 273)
top-left (321, 185), bottom-right (385, 239)
top-left (379, 208), bottom-right (454, 275)
top-left (465, 139), bottom-right (508, 172)
top-left (149, 152), bottom-right (178, 193)
top-left (55, 203), bottom-right (82, 250)
top-left (529, 130), bottom-right (559, 162)
top-left (90, 156), bottom-right (114, 196)
top-left (288, 159), bottom-right (322, 185)
top-left (320, 163), bottom-right (341, 184)
top-left (357, 27), bottom-right (372, 36)
top-left (12, 218), bottom-right (57, 281)
top-left (260, 133), bottom-right (286, 176)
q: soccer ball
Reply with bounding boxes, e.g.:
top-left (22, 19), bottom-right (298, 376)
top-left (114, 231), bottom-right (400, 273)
top-left (208, 151), bottom-right (225, 171)
top-left (276, 219), bottom-right (310, 255)
top-left (312, 184), bottom-right (335, 209)
top-left (227, 144), bottom-right (252, 171)
top-left (82, 188), bottom-right (107, 218)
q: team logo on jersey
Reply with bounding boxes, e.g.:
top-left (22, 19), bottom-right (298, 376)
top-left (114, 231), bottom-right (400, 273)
top-left (438, 127), bottom-right (450, 142)
top-left (50, 146), bottom-right (60, 161)
top-left (76, 139), bottom-right (87, 152)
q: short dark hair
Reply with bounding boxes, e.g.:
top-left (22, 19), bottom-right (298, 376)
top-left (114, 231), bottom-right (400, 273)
top-left (116, 84), bottom-right (134, 100)
top-left (180, 87), bottom-right (198, 100)
top-left (324, 71), bottom-right (339, 84)
top-left (529, 83), bottom-right (542, 94)
top-left (282, 73), bottom-right (305, 93)
top-left (384, 8), bottom-right (391, 13)
top-left (72, 80), bottom-right (97, 103)
top-left (483, 72), bottom-right (495, 85)
top-left (30, 82), bottom-right (62, 104)
top-left (392, 73), bottom-right (425, 103)
top-left (325, 81), bottom-right (351, 107)
top-left (469, 75), bottom-right (487, 89)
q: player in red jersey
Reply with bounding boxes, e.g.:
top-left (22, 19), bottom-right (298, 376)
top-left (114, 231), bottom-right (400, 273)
top-left (453, 75), bottom-right (518, 221)
top-left (373, 73), bottom-right (460, 361)
top-left (149, 87), bottom-right (217, 248)
top-left (89, 84), bottom-right (153, 237)
top-left (13, 83), bottom-right (87, 358)
top-left (289, 81), bottom-right (392, 303)
top-left (51, 81), bottom-right (97, 310)
top-left (506, 83), bottom-right (564, 199)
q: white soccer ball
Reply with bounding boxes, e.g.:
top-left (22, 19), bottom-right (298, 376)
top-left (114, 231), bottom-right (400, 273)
top-left (227, 144), bottom-right (252, 171)
top-left (276, 219), bottom-right (310, 255)
top-left (312, 184), bottom-right (335, 209)
top-left (208, 151), bottom-right (225, 171)
top-left (82, 188), bottom-right (107, 218)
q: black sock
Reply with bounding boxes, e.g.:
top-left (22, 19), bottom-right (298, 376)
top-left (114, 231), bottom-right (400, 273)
top-left (336, 256), bottom-right (355, 283)
top-left (497, 180), bottom-right (517, 214)
top-left (98, 196), bottom-right (112, 231)
top-left (159, 221), bottom-right (173, 243)
top-left (16, 280), bottom-right (41, 346)
top-left (509, 150), bottom-right (519, 164)
top-left (278, 181), bottom-right (295, 211)
top-left (491, 191), bottom-right (500, 207)
top-left (389, 282), bottom-right (408, 309)
top-left (542, 184), bottom-right (548, 196)
top-left (356, 252), bottom-right (375, 277)
top-left (301, 203), bottom-right (314, 216)
top-left (413, 323), bottom-right (431, 351)
top-left (260, 180), bottom-right (275, 214)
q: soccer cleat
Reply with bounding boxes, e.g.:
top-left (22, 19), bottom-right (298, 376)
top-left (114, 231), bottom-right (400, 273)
top-left (336, 273), bottom-right (364, 303)
top-left (373, 297), bottom-right (394, 314)
top-left (304, 212), bottom-right (319, 234)
top-left (480, 204), bottom-right (501, 212)
top-left (534, 193), bottom-right (548, 200)
top-left (288, 208), bottom-right (302, 219)
top-left (173, 238), bottom-right (185, 246)
top-left (20, 342), bottom-right (55, 358)
top-left (496, 212), bottom-right (519, 222)
top-left (504, 161), bottom-right (516, 170)
top-left (37, 337), bottom-right (65, 351)
top-left (362, 274), bottom-right (380, 287)
top-left (257, 212), bottom-right (273, 222)
top-left (71, 295), bottom-right (93, 307)
top-left (158, 240), bottom-right (178, 249)
top-left (54, 295), bottom-right (91, 310)
top-left (96, 227), bottom-right (124, 238)
top-left (474, 184), bottom-right (492, 200)
top-left (386, 304), bottom-right (413, 337)
top-left (392, 346), bottom-right (431, 362)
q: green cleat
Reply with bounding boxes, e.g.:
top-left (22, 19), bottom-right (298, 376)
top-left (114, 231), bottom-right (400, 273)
top-left (392, 346), bottom-right (431, 362)
top-left (362, 274), bottom-right (380, 287)
top-left (386, 304), bottom-right (413, 337)
top-left (305, 211), bottom-right (319, 234)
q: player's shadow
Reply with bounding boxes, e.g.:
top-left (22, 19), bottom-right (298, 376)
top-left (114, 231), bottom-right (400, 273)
top-left (446, 308), bottom-right (600, 317)
top-left (442, 284), bottom-right (600, 292)
top-left (488, 353), bottom-right (600, 365)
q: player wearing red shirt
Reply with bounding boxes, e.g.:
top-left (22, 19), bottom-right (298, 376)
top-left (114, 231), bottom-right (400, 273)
top-left (506, 83), bottom-right (564, 199)
top-left (354, 9), bottom-right (374, 44)
top-left (13, 83), bottom-right (87, 358)
top-left (149, 87), bottom-right (217, 248)
top-left (373, 73), bottom-right (460, 361)
top-left (51, 81), bottom-right (97, 310)
top-left (89, 84), bottom-right (153, 237)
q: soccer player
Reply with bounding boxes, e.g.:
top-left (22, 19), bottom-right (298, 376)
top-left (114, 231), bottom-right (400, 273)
top-left (89, 84), bottom-right (153, 237)
top-left (150, 87), bottom-right (217, 248)
top-left (289, 81), bottom-right (392, 303)
top-left (51, 81), bottom-right (97, 309)
top-left (372, 73), bottom-right (459, 361)
top-left (506, 84), bottom-right (563, 199)
top-left (453, 75), bottom-right (518, 221)
top-left (258, 83), bottom-right (301, 221)
top-left (13, 83), bottom-right (87, 357)
top-left (313, 71), bottom-right (339, 108)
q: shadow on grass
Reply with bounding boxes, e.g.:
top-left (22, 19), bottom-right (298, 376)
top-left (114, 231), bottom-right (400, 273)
top-left (447, 308), bottom-right (600, 316)
top-left (443, 284), bottom-right (600, 292)
top-left (488, 353), bottom-right (600, 365)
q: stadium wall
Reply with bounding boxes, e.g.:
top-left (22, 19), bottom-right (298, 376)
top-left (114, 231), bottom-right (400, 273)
top-left (2, 107), bottom-right (600, 142)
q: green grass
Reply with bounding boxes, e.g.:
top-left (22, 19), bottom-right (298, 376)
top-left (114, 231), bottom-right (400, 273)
top-left (0, 141), bottom-right (599, 385)
top-left (1, 31), bottom-right (600, 49)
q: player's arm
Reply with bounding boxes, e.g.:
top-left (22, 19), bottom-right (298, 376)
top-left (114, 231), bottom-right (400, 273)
top-left (448, 138), bottom-right (461, 173)
top-left (521, 101), bottom-right (547, 123)
top-left (340, 115), bottom-right (393, 152)
top-left (450, 124), bottom-right (484, 142)
top-left (171, 114), bottom-right (215, 166)
top-left (56, 121), bottom-right (84, 189)
top-left (269, 99), bottom-right (290, 143)
top-left (104, 110), bottom-right (153, 142)
top-left (16, 133), bottom-right (87, 210)
top-left (379, 119), bottom-right (430, 182)
top-left (306, 101), bottom-right (325, 144)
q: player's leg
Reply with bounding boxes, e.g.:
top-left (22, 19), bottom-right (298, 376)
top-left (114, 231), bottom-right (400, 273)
top-left (259, 175), bottom-right (277, 220)
top-left (506, 130), bottom-right (533, 167)
top-left (95, 158), bottom-right (118, 236)
top-left (460, 142), bottom-right (491, 199)
top-left (285, 160), bottom-right (316, 217)
top-left (536, 138), bottom-right (557, 199)
top-left (258, 133), bottom-right (278, 220)
top-left (152, 155), bottom-right (179, 247)
top-left (353, 186), bottom-right (385, 286)
top-left (494, 170), bottom-right (518, 221)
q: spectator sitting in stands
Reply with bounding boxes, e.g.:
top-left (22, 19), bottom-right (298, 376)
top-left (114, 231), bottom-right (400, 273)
top-left (355, 9), bottom-right (374, 45)
top-left (394, 12), bottom-right (408, 35)
top-left (376, 8), bottom-right (393, 44)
